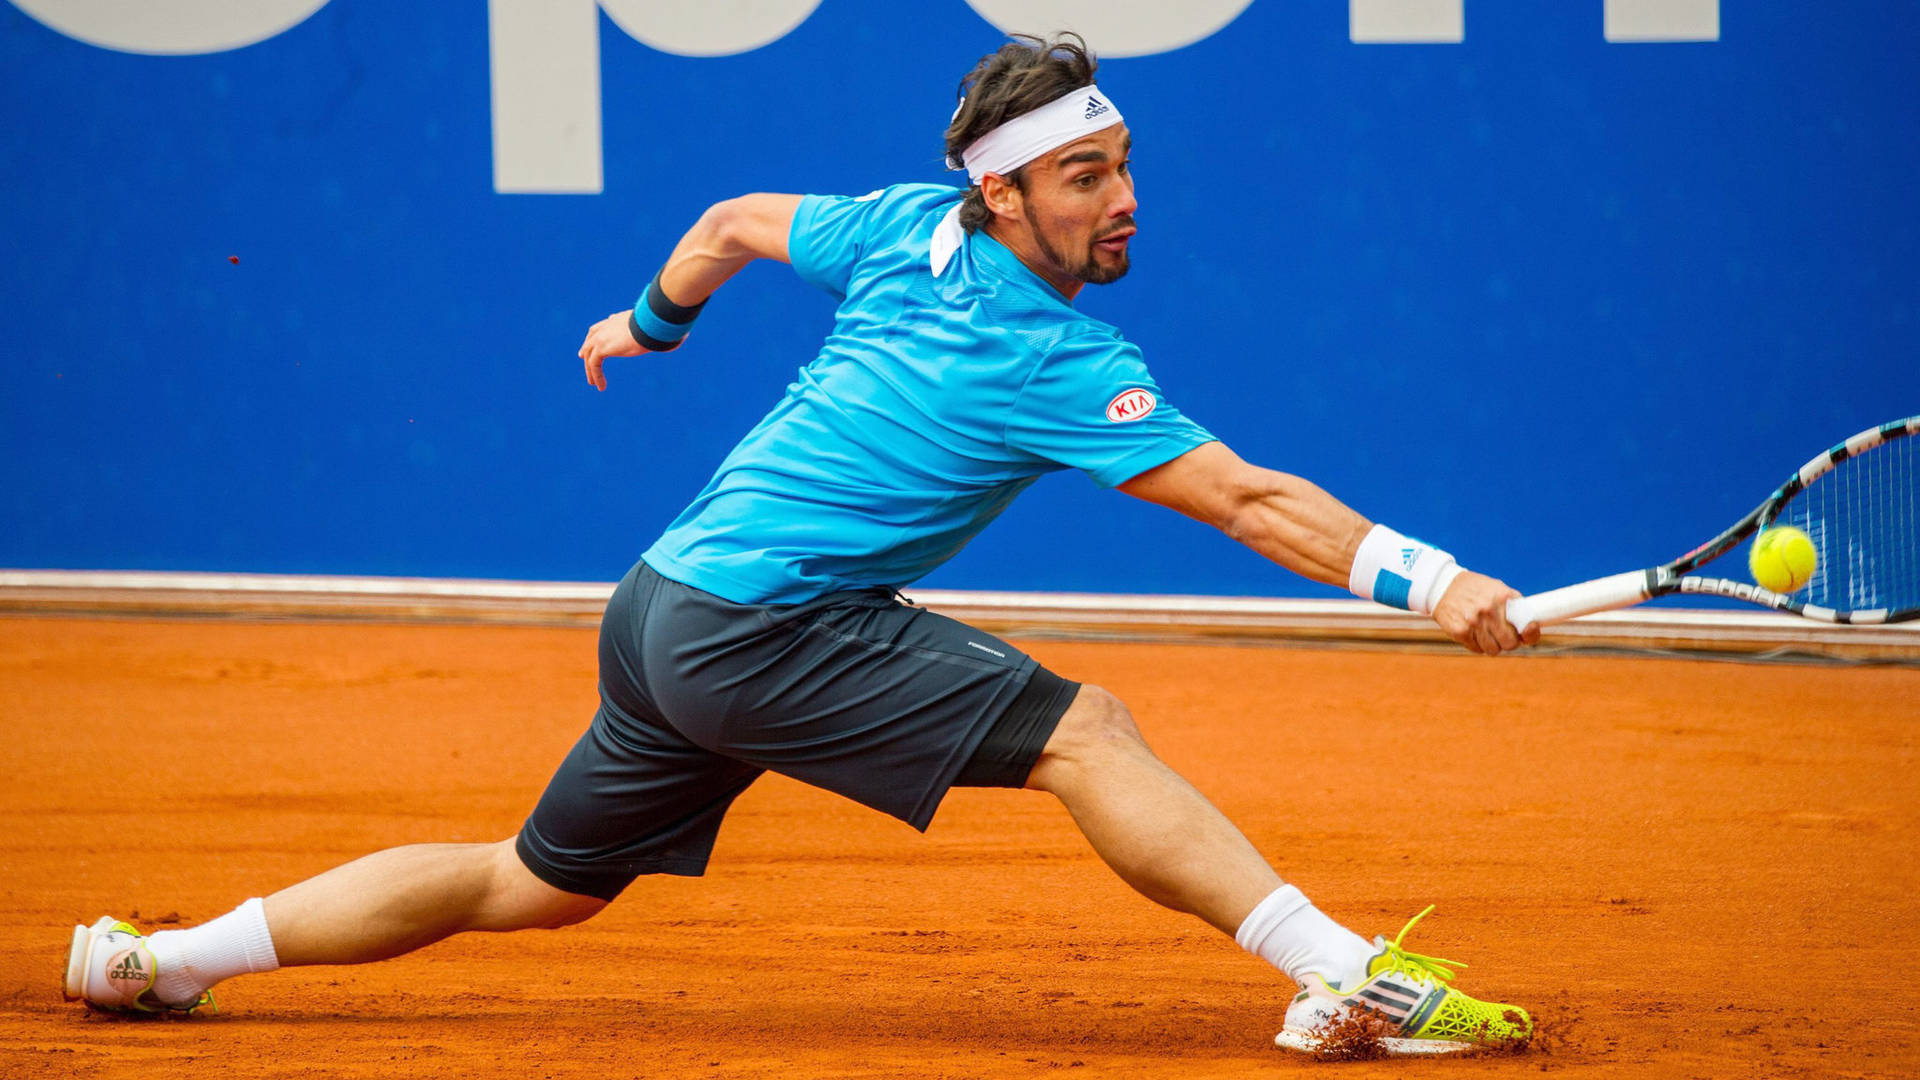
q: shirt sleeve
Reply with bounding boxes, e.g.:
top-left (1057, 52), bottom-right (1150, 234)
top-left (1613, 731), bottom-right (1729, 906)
top-left (787, 188), bottom-right (892, 298)
top-left (1005, 331), bottom-right (1217, 488)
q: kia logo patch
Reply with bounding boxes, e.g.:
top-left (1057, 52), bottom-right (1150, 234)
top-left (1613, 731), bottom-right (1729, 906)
top-left (1105, 388), bottom-right (1157, 423)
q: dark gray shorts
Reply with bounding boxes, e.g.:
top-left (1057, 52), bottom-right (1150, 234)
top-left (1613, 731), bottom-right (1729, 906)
top-left (516, 559), bottom-right (1078, 900)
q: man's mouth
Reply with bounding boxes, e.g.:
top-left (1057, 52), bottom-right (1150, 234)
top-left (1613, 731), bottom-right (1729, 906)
top-left (1094, 226), bottom-right (1135, 254)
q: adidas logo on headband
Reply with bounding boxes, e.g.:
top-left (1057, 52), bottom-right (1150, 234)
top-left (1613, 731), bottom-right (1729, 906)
top-left (953, 84), bottom-right (1126, 185)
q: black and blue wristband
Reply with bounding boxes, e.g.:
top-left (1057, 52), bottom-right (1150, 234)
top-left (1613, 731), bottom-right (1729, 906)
top-left (628, 270), bottom-right (707, 352)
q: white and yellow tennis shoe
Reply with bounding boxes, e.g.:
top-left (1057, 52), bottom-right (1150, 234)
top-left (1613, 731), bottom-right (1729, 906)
top-left (64, 916), bottom-right (212, 1016)
top-left (1274, 906), bottom-right (1531, 1055)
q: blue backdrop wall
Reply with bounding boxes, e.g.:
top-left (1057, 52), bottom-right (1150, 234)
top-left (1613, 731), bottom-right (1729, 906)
top-left (3, 2), bottom-right (1915, 598)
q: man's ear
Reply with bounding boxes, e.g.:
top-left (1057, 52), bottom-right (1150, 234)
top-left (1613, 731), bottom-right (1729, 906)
top-left (979, 171), bottom-right (1023, 222)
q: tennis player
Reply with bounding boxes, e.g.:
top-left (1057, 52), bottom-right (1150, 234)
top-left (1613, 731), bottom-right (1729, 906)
top-left (67, 35), bottom-right (1535, 1054)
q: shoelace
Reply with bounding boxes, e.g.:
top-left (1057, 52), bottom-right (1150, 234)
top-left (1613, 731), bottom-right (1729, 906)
top-left (1373, 905), bottom-right (1466, 985)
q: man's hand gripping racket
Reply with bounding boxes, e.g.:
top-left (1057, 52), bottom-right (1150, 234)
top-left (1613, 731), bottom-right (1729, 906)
top-left (1507, 416), bottom-right (1920, 632)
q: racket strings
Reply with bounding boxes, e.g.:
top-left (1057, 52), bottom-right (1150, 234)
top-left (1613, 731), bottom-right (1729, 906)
top-left (1774, 432), bottom-right (1918, 615)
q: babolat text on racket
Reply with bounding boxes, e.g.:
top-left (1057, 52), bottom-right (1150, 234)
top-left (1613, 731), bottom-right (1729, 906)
top-left (1508, 416), bottom-right (1920, 629)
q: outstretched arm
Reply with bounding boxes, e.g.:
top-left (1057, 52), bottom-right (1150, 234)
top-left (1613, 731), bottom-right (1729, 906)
top-left (1119, 441), bottom-right (1536, 655)
top-left (579, 193), bottom-right (803, 390)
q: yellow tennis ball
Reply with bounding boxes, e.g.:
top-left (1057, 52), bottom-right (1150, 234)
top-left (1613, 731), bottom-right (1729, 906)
top-left (1749, 525), bottom-right (1818, 593)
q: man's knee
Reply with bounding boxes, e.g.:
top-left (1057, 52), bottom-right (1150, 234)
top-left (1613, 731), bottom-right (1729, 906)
top-left (528, 891), bottom-right (606, 929)
top-left (487, 838), bottom-right (609, 930)
top-left (1025, 684), bottom-right (1147, 790)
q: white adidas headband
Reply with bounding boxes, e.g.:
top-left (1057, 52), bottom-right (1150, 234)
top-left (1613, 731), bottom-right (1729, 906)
top-left (955, 85), bottom-right (1124, 185)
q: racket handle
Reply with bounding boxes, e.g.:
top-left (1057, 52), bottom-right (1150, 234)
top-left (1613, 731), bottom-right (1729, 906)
top-left (1506, 571), bottom-right (1651, 631)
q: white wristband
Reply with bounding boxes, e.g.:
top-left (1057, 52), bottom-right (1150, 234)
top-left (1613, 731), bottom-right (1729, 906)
top-left (1348, 524), bottom-right (1463, 615)
top-left (1427, 560), bottom-right (1466, 612)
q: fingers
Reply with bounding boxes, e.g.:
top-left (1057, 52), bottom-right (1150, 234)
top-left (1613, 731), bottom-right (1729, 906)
top-left (1450, 607), bottom-right (1523, 656)
top-left (1466, 626), bottom-right (1510, 656)
top-left (579, 314), bottom-right (618, 391)
top-left (1492, 586), bottom-right (1531, 653)
top-left (579, 311), bottom-right (648, 392)
top-left (1490, 610), bottom-right (1522, 653)
top-left (1452, 578), bottom-right (1532, 656)
top-left (1472, 609), bottom-right (1523, 656)
top-left (580, 332), bottom-right (604, 391)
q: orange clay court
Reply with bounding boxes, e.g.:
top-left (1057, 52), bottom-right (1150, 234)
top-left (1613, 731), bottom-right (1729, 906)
top-left (3, 615), bottom-right (1916, 1079)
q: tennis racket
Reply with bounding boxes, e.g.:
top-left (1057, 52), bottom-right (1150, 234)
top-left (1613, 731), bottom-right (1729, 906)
top-left (1507, 416), bottom-right (1920, 630)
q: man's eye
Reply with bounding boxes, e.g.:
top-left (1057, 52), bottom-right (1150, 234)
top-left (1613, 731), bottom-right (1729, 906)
top-left (1076, 175), bottom-right (1097, 188)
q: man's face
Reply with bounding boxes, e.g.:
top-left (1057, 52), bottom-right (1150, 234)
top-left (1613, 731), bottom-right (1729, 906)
top-left (1012, 124), bottom-right (1136, 287)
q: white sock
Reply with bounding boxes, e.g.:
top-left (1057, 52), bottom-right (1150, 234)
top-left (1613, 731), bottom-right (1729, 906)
top-left (146, 897), bottom-right (281, 1006)
top-left (1234, 884), bottom-right (1375, 989)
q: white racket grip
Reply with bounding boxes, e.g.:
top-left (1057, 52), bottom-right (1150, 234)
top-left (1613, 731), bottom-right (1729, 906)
top-left (1506, 571), bottom-right (1651, 631)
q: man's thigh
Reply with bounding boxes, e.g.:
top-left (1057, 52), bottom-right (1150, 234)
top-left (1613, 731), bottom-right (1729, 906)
top-left (632, 565), bottom-right (1076, 831)
top-left (515, 562), bottom-right (764, 901)
top-left (517, 562), bottom-right (1080, 902)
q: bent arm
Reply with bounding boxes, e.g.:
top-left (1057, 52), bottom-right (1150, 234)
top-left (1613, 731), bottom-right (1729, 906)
top-left (657, 193), bottom-right (803, 307)
top-left (580, 193), bottom-right (803, 390)
top-left (1120, 441), bottom-right (1534, 654)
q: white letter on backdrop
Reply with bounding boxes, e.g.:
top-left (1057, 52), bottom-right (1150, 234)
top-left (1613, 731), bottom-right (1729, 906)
top-left (1349, 0), bottom-right (1464, 44)
top-left (490, 0), bottom-right (603, 193)
top-left (1604, 0), bottom-right (1718, 42)
top-left (597, 0), bottom-right (821, 58)
top-left (961, 0), bottom-right (1254, 59)
top-left (488, 0), bottom-right (820, 193)
top-left (9, 0), bottom-right (330, 55)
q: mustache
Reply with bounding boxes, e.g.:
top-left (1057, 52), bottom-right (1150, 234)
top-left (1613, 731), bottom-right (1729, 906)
top-left (1094, 218), bottom-right (1136, 242)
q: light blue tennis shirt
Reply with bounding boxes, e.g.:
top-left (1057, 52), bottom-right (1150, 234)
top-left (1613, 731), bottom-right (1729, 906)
top-left (642, 183), bottom-right (1216, 604)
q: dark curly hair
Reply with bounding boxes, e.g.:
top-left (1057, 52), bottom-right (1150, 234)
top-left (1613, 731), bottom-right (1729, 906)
top-left (944, 33), bottom-right (1100, 233)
